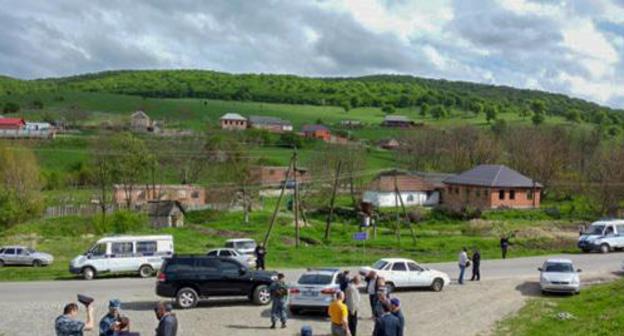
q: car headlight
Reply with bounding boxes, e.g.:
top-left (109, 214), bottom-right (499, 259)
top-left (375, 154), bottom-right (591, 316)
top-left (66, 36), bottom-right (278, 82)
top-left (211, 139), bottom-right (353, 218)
top-left (571, 278), bottom-right (579, 285)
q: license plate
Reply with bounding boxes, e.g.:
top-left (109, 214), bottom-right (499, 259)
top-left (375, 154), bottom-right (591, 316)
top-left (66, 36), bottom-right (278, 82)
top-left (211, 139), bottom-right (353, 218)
top-left (303, 291), bottom-right (318, 297)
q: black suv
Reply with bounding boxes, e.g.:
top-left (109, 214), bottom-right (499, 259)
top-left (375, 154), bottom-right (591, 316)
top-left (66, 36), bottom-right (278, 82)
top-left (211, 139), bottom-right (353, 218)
top-left (156, 255), bottom-right (276, 309)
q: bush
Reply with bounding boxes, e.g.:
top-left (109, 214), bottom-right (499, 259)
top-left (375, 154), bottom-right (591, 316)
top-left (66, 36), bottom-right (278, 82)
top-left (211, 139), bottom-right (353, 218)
top-left (94, 211), bottom-right (145, 235)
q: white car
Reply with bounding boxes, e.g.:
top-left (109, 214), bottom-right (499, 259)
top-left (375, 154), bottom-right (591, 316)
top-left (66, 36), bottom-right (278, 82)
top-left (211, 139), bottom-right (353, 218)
top-left (207, 248), bottom-right (253, 267)
top-left (360, 258), bottom-right (451, 292)
top-left (538, 258), bottom-right (581, 295)
top-left (225, 238), bottom-right (257, 267)
top-left (288, 268), bottom-right (341, 314)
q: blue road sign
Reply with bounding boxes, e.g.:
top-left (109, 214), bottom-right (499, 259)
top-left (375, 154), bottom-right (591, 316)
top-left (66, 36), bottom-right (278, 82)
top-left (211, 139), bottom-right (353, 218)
top-left (353, 232), bottom-right (368, 241)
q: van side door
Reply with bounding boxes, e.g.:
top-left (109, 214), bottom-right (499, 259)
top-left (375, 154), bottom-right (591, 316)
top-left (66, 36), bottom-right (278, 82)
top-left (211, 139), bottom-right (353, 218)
top-left (616, 225), bottom-right (624, 248)
top-left (109, 242), bottom-right (135, 272)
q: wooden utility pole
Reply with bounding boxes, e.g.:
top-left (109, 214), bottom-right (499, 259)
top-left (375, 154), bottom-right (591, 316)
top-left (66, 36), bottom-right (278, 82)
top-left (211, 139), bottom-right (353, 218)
top-left (324, 161), bottom-right (343, 241)
top-left (293, 149), bottom-right (300, 248)
top-left (262, 154), bottom-right (294, 248)
top-left (394, 182), bottom-right (417, 245)
top-left (394, 173), bottom-right (401, 244)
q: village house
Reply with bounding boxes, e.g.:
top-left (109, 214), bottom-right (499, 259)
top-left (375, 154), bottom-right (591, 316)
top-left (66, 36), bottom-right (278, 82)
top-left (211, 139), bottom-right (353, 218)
top-left (130, 110), bottom-right (158, 132)
top-left (302, 124), bottom-right (331, 141)
top-left (248, 116), bottom-right (293, 133)
top-left (382, 115), bottom-right (416, 128)
top-left (148, 200), bottom-right (185, 228)
top-left (443, 164), bottom-right (542, 210)
top-left (362, 170), bottom-right (440, 208)
top-left (112, 184), bottom-right (206, 208)
top-left (250, 166), bottom-right (309, 188)
top-left (339, 120), bottom-right (363, 128)
top-left (220, 113), bottom-right (248, 130)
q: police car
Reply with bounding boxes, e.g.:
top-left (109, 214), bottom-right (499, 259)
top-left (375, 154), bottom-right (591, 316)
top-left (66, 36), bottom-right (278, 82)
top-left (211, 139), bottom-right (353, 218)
top-left (288, 268), bottom-right (341, 315)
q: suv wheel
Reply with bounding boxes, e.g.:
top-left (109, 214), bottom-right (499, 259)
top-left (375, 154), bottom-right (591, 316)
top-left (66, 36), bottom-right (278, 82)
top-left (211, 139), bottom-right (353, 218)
top-left (82, 267), bottom-right (96, 280)
top-left (431, 278), bottom-right (444, 292)
top-left (176, 287), bottom-right (199, 309)
top-left (600, 243), bottom-right (610, 254)
top-left (138, 265), bottom-right (153, 278)
top-left (252, 285), bottom-right (271, 305)
top-left (32, 260), bottom-right (42, 267)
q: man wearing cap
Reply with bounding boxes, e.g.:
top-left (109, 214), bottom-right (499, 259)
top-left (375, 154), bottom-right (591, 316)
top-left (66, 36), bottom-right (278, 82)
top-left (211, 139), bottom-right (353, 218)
top-left (55, 302), bottom-right (94, 336)
top-left (99, 299), bottom-right (121, 336)
top-left (269, 273), bottom-right (289, 329)
top-left (390, 298), bottom-right (404, 336)
top-left (154, 302), bottom-right (178, 336)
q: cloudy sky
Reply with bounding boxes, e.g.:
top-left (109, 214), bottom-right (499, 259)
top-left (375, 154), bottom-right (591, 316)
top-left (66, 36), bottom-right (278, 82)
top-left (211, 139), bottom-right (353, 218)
top-left (1, 0), bottom-right (624, 108)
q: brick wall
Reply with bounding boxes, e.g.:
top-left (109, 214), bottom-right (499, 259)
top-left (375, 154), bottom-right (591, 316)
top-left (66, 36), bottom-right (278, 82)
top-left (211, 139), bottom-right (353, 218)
top-left (443, 184), bottom-right (541, 210)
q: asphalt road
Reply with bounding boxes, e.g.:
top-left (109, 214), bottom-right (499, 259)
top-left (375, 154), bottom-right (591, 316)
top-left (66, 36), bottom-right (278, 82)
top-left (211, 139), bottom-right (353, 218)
top-left (0, 252), bottom-right (622, 336)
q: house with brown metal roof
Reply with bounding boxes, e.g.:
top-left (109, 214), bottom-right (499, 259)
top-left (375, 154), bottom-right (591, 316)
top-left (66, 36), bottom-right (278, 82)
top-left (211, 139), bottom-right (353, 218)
top-left (443, 164), bottom-right (542, 210)
top-left (362, 170), bottom-right (439, 208)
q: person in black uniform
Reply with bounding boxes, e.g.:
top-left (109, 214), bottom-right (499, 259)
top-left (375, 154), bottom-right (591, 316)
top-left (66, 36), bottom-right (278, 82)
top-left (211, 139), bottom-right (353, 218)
top-left (255, 243), bottom-right (267, 270)
top-left (500, 236), bottom-right (510, 259)
top-left (470, 247), bottom-right (481, 281)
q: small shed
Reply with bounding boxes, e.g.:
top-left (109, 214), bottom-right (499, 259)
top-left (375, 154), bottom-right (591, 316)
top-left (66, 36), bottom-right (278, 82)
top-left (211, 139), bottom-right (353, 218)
top-left (148, 200), bottom-right (185, 228)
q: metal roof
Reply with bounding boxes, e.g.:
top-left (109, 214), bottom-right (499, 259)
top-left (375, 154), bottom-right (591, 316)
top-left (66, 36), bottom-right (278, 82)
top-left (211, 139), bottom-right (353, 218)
top-left (249, 115), bottom-right (291, 125)
top-left (383, 115), bottom-right (411, 122)
top-left (302, 124), bottom-right (328, 132)
top-left (220, 113), bottom-right (247, 121)
top-left (444, 165), bottom-right (542, 188)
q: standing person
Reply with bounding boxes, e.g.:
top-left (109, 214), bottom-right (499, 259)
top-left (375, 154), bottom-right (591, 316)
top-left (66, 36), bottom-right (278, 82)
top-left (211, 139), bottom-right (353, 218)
top-left (500, 236), bottom-right (510, 259)
top-left (373, 277), bottom-right (389, 318)
top-left (55, 302), bottom-right (95, 336)
top-left (338, 270), bottom-right (351, 292)
top-left (458, 247), bottom-right (469, 285)
top-left (154, 302), bottom-right (178, 336)
top-left (373, 302), bottom-right (401, 336)
top-left (470, 247), bottom-right (481, 281)
top-left (345, 275), bottom-right (361, 336)
top-left (255, 243), bottom-right (267, 270)
top-left (269, 273), bottom-right (289, 329)
top-left (328, 291), bottom-right (351, 336)
top-left (99, 299), bottom-right (121, 336)
top-left (366, 270), bottom-right (379, 318)
top-left (390, 298), bottom-right (404, 336)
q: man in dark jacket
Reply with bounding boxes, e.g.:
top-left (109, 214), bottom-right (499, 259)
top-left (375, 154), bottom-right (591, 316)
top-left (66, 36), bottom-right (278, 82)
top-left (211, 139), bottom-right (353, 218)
top-left (154, 302), bottom-right (177, 336)
top-left (500, 236), bottom-right (510, 259)
top-left (373, 303), bottom-right (401, 336)
top-left (390, 298), bottom-right (404, 336)
top-left (338, 270), bottom-right (350, 292)
top-left (470, 248), bottom-right (481, 281)
top-left (255, 244), bottom-right (267, 270)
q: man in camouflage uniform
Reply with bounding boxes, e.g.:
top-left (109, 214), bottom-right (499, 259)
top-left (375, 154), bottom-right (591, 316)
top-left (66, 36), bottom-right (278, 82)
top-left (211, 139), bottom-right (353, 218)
top-left (269, 272), bottom-right (289, 329)
top-left (99, 299), bottom-right (121, 336)
top-left (55, 302), bottom-right (94, 336)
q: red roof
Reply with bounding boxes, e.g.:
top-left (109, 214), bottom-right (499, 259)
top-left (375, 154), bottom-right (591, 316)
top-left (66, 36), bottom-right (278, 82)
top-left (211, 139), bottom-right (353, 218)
top-left (0, 118), bottom-right (25, 126)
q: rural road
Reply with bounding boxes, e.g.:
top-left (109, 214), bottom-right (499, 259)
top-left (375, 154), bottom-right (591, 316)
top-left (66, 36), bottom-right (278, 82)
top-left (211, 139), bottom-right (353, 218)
top-left (0, 253), bottom-right (622, 336)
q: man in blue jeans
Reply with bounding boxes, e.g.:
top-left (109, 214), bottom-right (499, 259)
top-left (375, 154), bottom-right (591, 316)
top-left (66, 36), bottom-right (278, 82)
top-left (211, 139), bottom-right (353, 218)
top-left (458, 247), bottom-right (469, 285)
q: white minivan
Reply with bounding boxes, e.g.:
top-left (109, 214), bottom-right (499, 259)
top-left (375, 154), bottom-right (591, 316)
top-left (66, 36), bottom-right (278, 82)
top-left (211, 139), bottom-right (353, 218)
top-left (70, 235), bottom-right (174, 280)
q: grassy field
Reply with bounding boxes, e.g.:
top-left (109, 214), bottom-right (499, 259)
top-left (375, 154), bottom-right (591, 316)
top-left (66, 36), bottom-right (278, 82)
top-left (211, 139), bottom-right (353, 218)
top-left (494, 278), bottom-right (624, 336)
top-left (0, 196), bottom-right (585, 281)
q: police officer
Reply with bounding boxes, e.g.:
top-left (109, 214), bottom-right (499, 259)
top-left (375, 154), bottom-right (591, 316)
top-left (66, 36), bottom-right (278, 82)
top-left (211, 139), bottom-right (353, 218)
top-left (269, 273), bottom-right (289, 329)
top-left (55, 302), bottom-right (94, 336)
top-left (99, 299), bottom-right (121, 336)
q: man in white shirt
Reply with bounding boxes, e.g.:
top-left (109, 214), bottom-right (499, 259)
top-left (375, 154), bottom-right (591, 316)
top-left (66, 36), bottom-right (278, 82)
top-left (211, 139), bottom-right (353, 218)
top-left (345, 275), bottom-right (361, 336)
top-left (458, 247), bottom-right (469, 285)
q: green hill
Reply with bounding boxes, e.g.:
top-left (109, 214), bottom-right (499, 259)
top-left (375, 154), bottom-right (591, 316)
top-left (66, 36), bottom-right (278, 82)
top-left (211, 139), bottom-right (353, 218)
top-left (1, 70), bottom-right (621, 125)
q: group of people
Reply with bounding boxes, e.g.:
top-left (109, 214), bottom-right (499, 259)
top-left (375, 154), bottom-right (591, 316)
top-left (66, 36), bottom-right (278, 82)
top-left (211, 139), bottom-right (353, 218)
top-left (327, 270), bottom-right (405, 336)
top-left (54, 299), bottom-right (178, 336)
top-left (457, 236), bottom-right (513, 284)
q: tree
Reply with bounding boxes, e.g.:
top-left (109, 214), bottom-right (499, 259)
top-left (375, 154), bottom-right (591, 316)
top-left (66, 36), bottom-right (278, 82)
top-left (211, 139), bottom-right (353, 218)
top-left (586, 144), bottom-right (624, 215)
top-left (532, 112), bottom-right (545, 126)
top-left (430, 105), bottom-right (448, 119)
top-left (91, 135), bottom-right (116, 219)
top-left (0, 143), bottom-right (43, 228)
top-left (32, 99), bottom-right (44, 109)
top-left (565, 109), bottom-right (581, 123)
top-left (530, 100), bottom-right (546, 115)
top-left (2, 102), bottom-right (20, 114)
top-left (340, 100), bottom-right (351, 113)
top-left (469, 101), bottom-right (484, 115)
top-left (484, 105), bottom-right (498, 123)
top-left (110, 133), bottom-right (151, 208)
top-left (382, 104), bottom-right (396, 114)
top-left (420, 103), bottom-right (429, 117)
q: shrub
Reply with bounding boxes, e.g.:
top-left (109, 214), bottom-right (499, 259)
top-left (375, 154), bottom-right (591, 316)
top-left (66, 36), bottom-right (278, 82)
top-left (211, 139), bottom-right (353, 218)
top-left (94, 211), bottom-right (145, 235)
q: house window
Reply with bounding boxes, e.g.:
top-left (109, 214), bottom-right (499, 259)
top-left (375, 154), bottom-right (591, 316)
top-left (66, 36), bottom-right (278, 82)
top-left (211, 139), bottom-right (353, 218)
top-left (269, 169), bottom-right (275, 175)
top-left (455, 187), bottom-right (459, 195)
top-left (509, 190), bottom-right (515, 200)
top-left (498, 190), bottom-right (505, 200)
top-left (527, 190), bottom-right (533, 200)
top-left (191, 191), bottom-right (200, 199)
top-left (407, 195), bottom-right (414, 202)
top-left (426, 190), bottom-right (433, 199)
top-left (465, 188), bottom-right (470, 197)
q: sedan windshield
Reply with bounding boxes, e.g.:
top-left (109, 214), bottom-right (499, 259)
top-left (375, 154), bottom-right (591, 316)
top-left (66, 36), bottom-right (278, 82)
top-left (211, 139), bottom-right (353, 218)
top-left (544, 263), bottom-right (575, 273)
top-left (372, 260), bottom-right (389, 270)
top-left (298, 274), bottom-right (333, 285)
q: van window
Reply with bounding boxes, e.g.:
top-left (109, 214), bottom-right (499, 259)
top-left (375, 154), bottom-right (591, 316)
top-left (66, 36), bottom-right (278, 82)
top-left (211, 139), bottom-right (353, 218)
top-left (90, 244), bottom-right (107, 256)
top-left (616, 225), bottom-right (624, 235)
top-left (111, 242), bottom-right (133, 255)
top-left (137, 241), bottom-right (157, 254)
top-left (225, 242), bottom-right (234, 248)
top-left (5, 248), bottom-right (15, 255)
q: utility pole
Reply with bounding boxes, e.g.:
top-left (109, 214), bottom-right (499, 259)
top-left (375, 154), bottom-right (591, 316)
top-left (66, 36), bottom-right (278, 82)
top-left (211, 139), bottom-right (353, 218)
top-left (293, 148), bottom-right (300, 248)
top-left (324, 160), bottom-right (343, 241)
top-left (394, 172), bottom-right (401, 245)
top-left (262, 154), bottom-right (294, 248)
top-left (394, 180), bottom-right (417, 245)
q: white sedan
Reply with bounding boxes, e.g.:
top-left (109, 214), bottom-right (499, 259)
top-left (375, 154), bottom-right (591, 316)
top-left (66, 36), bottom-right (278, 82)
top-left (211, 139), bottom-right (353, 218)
top-left (360, 258), bottom-right (451, 292)
top-left (539, 258), bottom-right (581, 295)
top-left (206, 248), bottom-right (254, 267)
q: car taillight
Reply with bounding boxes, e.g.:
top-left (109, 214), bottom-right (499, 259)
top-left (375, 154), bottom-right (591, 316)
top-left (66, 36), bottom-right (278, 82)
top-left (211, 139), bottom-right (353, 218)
top-left (289, 288), bottom-right (301, 294)
top-left (321, 288), bottom-right (336, 295)
top-left (157, 272), bottom-right (166, 282)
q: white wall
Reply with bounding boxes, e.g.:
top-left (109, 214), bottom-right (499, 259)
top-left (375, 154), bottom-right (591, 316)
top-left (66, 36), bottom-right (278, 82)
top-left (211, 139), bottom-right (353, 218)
top-left (363, 191), bottom-right (439, 208)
